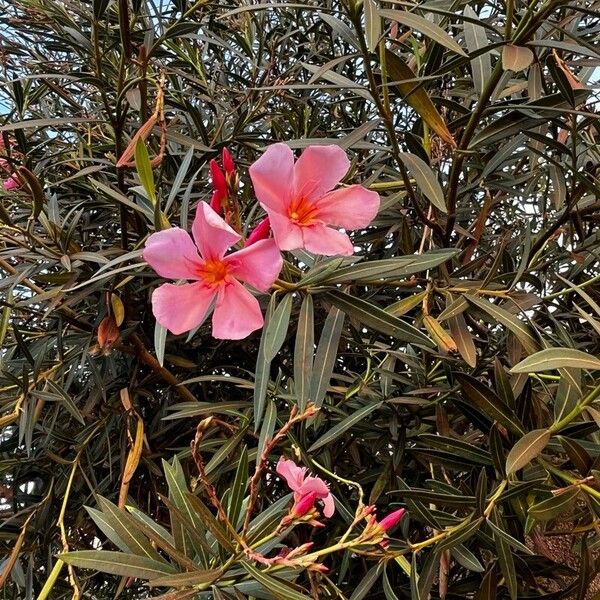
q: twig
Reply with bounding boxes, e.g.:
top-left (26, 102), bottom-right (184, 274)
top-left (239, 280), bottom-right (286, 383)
top-left (129, 333), bottom-right (198, 402)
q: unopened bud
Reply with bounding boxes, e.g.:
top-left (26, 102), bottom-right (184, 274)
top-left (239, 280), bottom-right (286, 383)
top-left (291, 491), bottom-right (318, 518)
top-left (98, 316), bottom-right (119, 351)
top-left (378, 508), bottom-right (406, 532)
top-left (221, 147), bottom-right (235, 175)
top-left (245, 217), bottom-right (271, 246)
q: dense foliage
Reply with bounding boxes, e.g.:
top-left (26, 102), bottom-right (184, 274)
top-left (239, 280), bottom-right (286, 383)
top-left (1, 0), bottom-right (600, 598)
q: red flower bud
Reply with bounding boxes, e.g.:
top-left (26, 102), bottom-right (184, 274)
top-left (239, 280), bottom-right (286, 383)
top-left (291, 491), bottom-right (318, 518)
top-left (221, 147), bottom-right (235, 175)
top-left (378, 508), bottom-right (405, 532)
top-left (245, 217), bottom-right (271, 246)
top-left (210, 158), bottom-right (227, 196)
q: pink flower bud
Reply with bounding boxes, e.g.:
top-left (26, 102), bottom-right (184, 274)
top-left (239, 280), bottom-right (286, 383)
top-left (245, 217), bottom-right (271, 246)
top-left (291, 491), bottom-right (318, 517)
top-left (378, 508), bottom-right (405, 532)
top-left (221, 147), bottom-right (235, 175)
top-left (210, 158), bottom-right (227, 194)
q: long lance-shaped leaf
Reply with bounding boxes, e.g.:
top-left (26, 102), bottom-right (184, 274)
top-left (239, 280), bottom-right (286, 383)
top-left (510, 348), bottom-right (600, 373)
top-left (310, 304), bottom-right (345, 408)
top-left (454, 373), bottom-right (525, 435)
top-left (294, 294), bottom-right (314, 411)
top-left (59, 551), bottom-right (177, 580)
top-left (466, 295), bottom-right (539, 354)
top-left (379, 9), bottom-right (467, 57)
top-left (309, 402), bottom-right (382, 451)
top-left (384, 49), bottom-right (456, 147)
top-left (325, 249), bottom-right (458, 284)
top-left (327, 290), bottom-right (433, 347)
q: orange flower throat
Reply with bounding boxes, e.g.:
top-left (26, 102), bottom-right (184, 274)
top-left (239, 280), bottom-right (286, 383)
top-left (288, 196), bottom-right (319, 226)
top-left (198, 259), bottom-right (229, 286)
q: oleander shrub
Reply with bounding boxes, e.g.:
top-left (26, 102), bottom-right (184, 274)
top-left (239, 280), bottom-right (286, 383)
top-left (1, 0), bottom-right (599, 598)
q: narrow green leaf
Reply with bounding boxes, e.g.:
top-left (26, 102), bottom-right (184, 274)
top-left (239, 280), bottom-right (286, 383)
top-left (454, 373), bottom-right (525, 435)
top-left (510, 348), bottom-right (600, 373)
top-left (463, 5), bottom-right (491, 97)
top-left (349, 563), bottom-right (383, 600)
top-left (379, 9), bottom-right (467, 56)
top-left (506, 429), bottom-right (550, 474)
top-left (384, 49), bottom-right (455, 147)
top-left (294, 294), bottom-right (314, 411)
top-left (309, 402), bottom-right (382, 452)
top-left (148, 569), bottom-right (223, 588)
top-left (452, 544), bottom-right (485, 572)
top-left (241, 561), bottom-right (312, 600)
top-left (59, 551), bottom-right (176, 580)
top-left (95, 497), bottom-right (163, 561)
top-left (227, 446), bottom-right (248, 527)
top-left (466, 295), bottom-right (539, 354)
top-left (364, 0), bottom-right (381, 52)
top-left (134, 137), bottom-right (156, 205)
top-left (528, 488), bottom-right (579, 521)
top-left (437, 517), bottom-right (483, 553)
top-left (327, 290), bottom-right (433, 347)
top-left (310, 305), bottom-right (345, 408)
top-left (254, 295), bottom-right (276, 427)
top-left (397, 152), bottom-right (446, 212)
top-left (263, 294), bottom-right (293, 362)
top-left (490, 510), bottom-right (517, 600)
top-left (326, 249), bottom-right (458, 284)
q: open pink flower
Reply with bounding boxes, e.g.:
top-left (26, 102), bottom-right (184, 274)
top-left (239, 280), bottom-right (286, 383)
top-left (276, 457), bottom-right (335, 518)
top-left (249, 143), bottom-right (380, 256)
top-left (143, 201), bottom-right (282, 339)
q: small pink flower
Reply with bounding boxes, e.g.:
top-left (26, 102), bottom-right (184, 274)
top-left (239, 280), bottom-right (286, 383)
top-left (143, 201), bottom-right (282, 339)
top-left (0, 159), bottom-right (20, 191)
top-left (249, 143), bottom-right (380, 256)
top-left (276, 457), bottom-right (335, 518)
top-left (3, 174), bottom-right (20, 191)
top-left (378, 508), bottom-right (406, 532)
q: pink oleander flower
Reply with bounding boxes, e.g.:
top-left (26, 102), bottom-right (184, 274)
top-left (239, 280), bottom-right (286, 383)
top-left (249, 143), bottom-right (380, 256)
top-left (143, 201), bottom-right (283, 339)
top-left (276, 457), bottom-right (335, 518)
top-left (209, 148), bottom-right (236, 214)
top-left (0, 159), bottom-right (20, 191)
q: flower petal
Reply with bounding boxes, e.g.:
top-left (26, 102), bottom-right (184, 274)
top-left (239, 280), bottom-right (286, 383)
top-left (321, 493), bottom-right (335, 518)
top-left (224, 239), bottom-right (282, 292)
top-left (277, 457), bottom-right (306, 492)
top-left (151, 282), bottom-right (215, 335)
top-left (211, 279), bottom-right (264, 339)
top-left (293, 145), bottom-right (350, 200)
top-left (3, 175), bottom-right (20, 190)
top-left (315, 185), bottom-right (380, 229)
top-left (249, 143), bottom-right (294, 212)
top-left (298, 476), bottom-right (330, 498)
top-left (266, 209), bottom-right (304, 251)
top-left (301, 224), bottom-right (354, 256)
top-left (192, 201), bottom-right (241, 260)
top-left (143, 227), bottom-right (203, 280)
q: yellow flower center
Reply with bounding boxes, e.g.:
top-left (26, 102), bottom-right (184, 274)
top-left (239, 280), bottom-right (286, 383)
top-left (288, 196), bottom-right (319, 226)
top-left (198, 259), bottom-right (229, 286)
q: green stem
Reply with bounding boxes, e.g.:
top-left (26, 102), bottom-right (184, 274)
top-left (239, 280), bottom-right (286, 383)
top-left (549, 382), bottom-right (600, 434)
